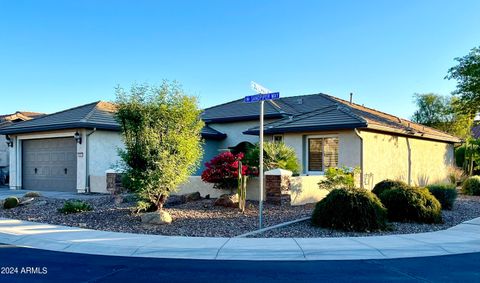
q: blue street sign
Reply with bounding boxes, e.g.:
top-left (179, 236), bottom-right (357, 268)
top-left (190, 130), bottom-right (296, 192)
top-left (244, 92), bottom-right (280, 103)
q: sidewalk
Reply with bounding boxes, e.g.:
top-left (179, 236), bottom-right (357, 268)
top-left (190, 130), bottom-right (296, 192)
top-left (0, 217), bottom-right (479, 261)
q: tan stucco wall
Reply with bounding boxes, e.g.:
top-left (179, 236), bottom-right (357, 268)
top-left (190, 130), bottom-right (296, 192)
top-left (360, 130), bottom-right (455, 189)
top-left (175, 175), bottom-right (327, 206)
top-left (275, 130), bottom-right (361, 175)
top-left (87, 131), bottom-right (124, 193)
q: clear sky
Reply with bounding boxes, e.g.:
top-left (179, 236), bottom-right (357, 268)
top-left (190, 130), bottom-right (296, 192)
top-left (1, 0), bottom-right (479, 119)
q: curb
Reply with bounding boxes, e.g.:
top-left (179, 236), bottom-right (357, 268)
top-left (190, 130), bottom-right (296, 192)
top-left (0, 217), bottom-right (479, 261)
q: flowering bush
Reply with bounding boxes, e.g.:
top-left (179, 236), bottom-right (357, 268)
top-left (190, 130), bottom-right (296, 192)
top-left (201, 152), bottom-right (248, 192)
top-left (318, 166), bottom-right (360, 192)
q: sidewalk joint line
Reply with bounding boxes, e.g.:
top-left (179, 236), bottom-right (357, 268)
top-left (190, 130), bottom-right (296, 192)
top-left (397, 235), bottom-right (451, 254)
top-left (292, 238), bottom-right (306, 259)
top-left (215, 238), bottom-right (231, 260)
top-left (350, 238), bottom-right (388, 258)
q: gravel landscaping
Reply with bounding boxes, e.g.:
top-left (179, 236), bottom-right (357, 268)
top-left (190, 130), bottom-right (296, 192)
top-left (0, 195), bottom-right (313, 237)
top-left (249, 194), bottom-right (480, 238)
top-left (1, 194), bottom-right (479, 238)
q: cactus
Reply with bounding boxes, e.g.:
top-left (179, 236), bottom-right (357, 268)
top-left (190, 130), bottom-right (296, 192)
top-left (237, 161), bottom-right (247, 212)
top-left (3, 197), bottom-right (20, 209)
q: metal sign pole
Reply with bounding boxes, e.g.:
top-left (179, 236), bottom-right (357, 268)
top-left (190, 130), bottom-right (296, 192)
top-left (259, 100), bottom-right (264, 229)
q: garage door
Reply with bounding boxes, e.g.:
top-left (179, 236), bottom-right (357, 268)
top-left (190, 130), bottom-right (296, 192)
top-left (22, 138), bottom-right (77, 192)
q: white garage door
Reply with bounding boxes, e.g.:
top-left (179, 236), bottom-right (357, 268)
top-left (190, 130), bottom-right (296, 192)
top-left (22, 138), bottom-right (77, 192)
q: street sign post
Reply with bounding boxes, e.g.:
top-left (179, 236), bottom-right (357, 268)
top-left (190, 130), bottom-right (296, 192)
top-left (245, 81), bottom-right (280, 229)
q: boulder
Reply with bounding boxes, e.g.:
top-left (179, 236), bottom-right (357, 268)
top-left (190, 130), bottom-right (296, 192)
top-left (141, 211), bottom-right (172, 225)
top-left (180, 192), bottom-right (201, 203)
top-left (33, 200), bottom-right (47, 206)
top-left (214, 194), bottom-right (239, 208)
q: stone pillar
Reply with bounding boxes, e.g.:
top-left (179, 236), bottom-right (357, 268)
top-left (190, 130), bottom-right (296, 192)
top-left (265, 168), bottom-right (292, 205)
top-left (106, 169), bottom-right (124, 195)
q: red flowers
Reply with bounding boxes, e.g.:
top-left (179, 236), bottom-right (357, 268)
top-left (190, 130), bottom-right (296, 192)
top-left (201, 152), bottom-right (248, 190)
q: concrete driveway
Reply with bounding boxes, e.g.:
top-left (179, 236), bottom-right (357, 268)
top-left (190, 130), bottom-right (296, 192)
top-left (0, 186), bottom-right (105, 200)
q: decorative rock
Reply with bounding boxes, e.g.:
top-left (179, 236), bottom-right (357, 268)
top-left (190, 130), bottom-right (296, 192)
top-left (180, 192), bottom-right (201, 203)
top-left (214, 194), bottom-right (239, 208)
top-left (141, 211), bottom-right (172, 225)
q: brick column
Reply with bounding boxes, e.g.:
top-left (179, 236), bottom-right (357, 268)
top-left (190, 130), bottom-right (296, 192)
top-left (106, 169), bottom-right (124, 195)
top-left (265, 169), bottom-right (292, 205)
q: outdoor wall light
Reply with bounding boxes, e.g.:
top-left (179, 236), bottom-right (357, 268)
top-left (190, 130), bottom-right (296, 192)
top-left (5, 135), bottom-right (13, 147)
top-left (74, 131), bottom-right (82, 144)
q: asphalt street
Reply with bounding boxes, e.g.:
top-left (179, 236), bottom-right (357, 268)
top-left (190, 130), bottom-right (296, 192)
top-left (0, 243), bottom-right (479, 283)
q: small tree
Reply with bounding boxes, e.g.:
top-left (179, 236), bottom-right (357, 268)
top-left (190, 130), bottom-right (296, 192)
top-left (318, 167), bottom-right (360, 192)
top-left (201, 151), bottom-right (248, 193)
top-left (115, 82), bottom-right (204, 212)
top-left (243, 142), bottom-right (301, 174)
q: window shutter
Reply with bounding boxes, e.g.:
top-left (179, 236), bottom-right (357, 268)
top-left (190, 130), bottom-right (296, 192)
top-left (308, 139), bottom-right (323, 171)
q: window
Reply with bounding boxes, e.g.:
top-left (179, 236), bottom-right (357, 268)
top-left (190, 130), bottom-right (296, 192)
top-left (307, 137), bottom-right (338, 172)
top-left (273, 135), bottom-right (283, 143)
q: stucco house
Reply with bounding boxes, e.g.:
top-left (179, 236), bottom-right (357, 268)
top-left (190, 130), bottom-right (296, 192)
top-left (0, 111), bottom-right (44, 184)
top-left (0, 93), bottom-right (461, 194)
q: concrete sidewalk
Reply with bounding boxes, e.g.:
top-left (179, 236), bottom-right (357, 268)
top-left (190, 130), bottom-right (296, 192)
top-left (0, 217), bottom-right (479, 261)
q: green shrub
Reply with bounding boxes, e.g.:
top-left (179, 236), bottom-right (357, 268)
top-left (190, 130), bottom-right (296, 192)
top-left (24, 191), bottom-right (42, 198)
top-left (462, 176), bottom-right (480, 196)
top-left (243, 142), bottom-right (301, 174)
top-left (426, 184), bottom-right (458, 210)
top-left (311, 188), bottom-right (388, 232)
top-left (318, 167), bottom-right (359, 192)
top-left (3, 197), bottom-right (20, 209)
top-left (58, 200), bottom-right (92, 214)
top-left (379, 187), bottom-right (442, 223)
top-left (372, 179), bottom-right (409, 196)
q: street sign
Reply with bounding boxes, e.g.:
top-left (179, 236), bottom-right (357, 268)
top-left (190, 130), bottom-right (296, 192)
top-left (244, 92), bottom-right (280, 103)
top-left (244, 82), bottom-right (280, 230)
top-left (251, 81), bottom-right (271, 94)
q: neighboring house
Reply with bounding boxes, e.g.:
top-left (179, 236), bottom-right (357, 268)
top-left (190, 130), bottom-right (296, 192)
top-left (0, 101), bottom-right (225, 193)
top-left (0, 111), bottom-right (44, 184)
top-left (472, 124), bottom-right (480, 139)
top-left (0, 93), bottom-right (461, 193)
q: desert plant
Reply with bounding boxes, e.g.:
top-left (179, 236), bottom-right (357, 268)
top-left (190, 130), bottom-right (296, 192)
top-left (116, 82), bottom-right (204, 213)
top-left (378, 187), bottom-right (442, 223)
top-left (318, 167), bottom-right (359, 191)
top-left (243, 142), bottom-right (300, 175)
top-left (372, 179), bottom-right (410, 196)
top-left (58, 200), bottom-right (92, 214)
top-left (201, 151), bottom-right (248, 193)
top-left (426, 183), bottom-right (458, 210)
top-left (237, 161), bottom-right (247, 212)
top-left (311, 188), bottom-right (388, 232)
top-left (447, 166), bottom-right (466, 185)
top-left (3, 197), bottom-right (20, 209)
top-left (24, 191), bottom-right (42, 198)
top-left (462, 176), bottom-right (480, 195)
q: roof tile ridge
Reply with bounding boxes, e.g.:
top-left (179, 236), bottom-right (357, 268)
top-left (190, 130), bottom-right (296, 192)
top-left (265, 105), bottom-right (338, 129)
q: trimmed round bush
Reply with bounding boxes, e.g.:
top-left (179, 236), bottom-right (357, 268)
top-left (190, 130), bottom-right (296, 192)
top-left (372, 179), bottom-right (409, 196)
top-left (312, 188), bottom-right (388, 232)
top-left (3, 197), bottom-right (20, 209)
top-left (462, 176), bottom-right (480, 196)
top-left (379, 187), bottom-right (442, 223)
top-left (426, 184), bottom-right (457, 210)
top-left (24, 191), bottom-right (41, 198)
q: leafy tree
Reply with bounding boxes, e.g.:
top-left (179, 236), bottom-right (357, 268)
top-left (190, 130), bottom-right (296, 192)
top-left (115, 82), bottom-right (204, 212)
top-left (412, 93), bottom-right (473, 139)
top-left (201, 151), bottom-right (248, 193)
top-left (446, 46), bottom-right (480, 115)
top-left (243, 142), bottom-right (301, 175)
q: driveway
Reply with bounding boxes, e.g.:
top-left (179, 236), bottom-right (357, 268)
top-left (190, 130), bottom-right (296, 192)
top-left (1, 243), bottom-right (479, 282)
top-left (0, 187), bottom-right (105, 200)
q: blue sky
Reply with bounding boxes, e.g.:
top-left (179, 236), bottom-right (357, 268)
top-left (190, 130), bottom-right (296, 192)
top-left (0, 0), bottom-right (479, 119)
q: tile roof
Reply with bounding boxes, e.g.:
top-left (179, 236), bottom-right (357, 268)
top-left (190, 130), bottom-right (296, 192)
top-left (201, 94), bottom-right (336, 122)
top-left (0, 101), bottom-right (120, 134)
top-left (242, 93), bottom-right (461, 143)
top-left (0, 111), bottom-right (45, 129)
top-left (0, 101), bottom-right (226, 140)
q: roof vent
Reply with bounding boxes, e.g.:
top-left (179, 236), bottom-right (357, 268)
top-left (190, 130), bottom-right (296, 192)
top-left (296, 98), bottom-right (303, 104)
top-left (288, 115), bottom-right (294, 121)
